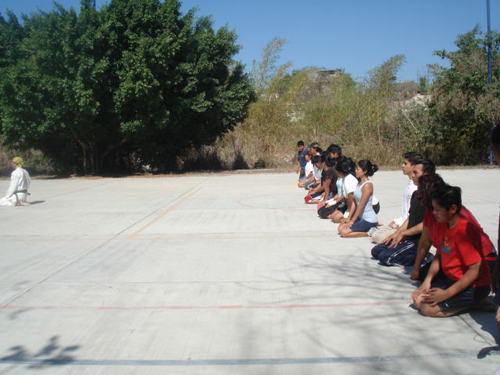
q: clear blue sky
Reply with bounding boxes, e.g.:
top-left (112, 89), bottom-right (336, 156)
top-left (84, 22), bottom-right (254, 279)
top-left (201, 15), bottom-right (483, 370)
top-left (2, 0), bottom-right (499, 82)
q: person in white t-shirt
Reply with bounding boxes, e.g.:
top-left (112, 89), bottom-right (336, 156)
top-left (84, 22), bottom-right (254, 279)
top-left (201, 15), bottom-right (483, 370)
top-left (307, 143), bottom-right (322, 190)
top-left (370, 152), bottom-right (422, 243)
top-left (298, 151), bottom-right (315, 188)
top-left (306, 153), bottom-right (332, 204)
top-left (329, 157), bottom-right (358, 223)
top-left (305, 154), bottom-right (323, 199)
top-left (338, 159), bottom-right (379, 237)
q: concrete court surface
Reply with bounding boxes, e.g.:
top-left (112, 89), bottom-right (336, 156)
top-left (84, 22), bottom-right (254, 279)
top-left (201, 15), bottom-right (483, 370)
top-left (0, 168), bottom-right (499, 375)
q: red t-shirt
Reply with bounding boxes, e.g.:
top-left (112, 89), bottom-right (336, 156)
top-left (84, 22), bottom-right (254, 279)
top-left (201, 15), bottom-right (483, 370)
top-left (433, 217), bottom-right (490, 287)
top-left (423, 206), bottom-right (494, 256)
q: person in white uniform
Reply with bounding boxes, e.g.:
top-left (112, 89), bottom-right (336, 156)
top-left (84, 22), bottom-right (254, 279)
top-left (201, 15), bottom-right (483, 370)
top-left (0, 157), bottom-right (31, 207)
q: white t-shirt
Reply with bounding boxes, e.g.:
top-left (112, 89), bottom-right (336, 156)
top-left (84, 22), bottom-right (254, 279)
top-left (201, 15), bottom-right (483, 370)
top-left (313, 165), bottom-right (322, 182)
top-left (342, 174), bottom-right (358, 196)
top-left (304, 161), bottom-right (314, 178)
top-left (336, 177), bottom-right (343, 197)
top-left (393, 178), bottom-right (417, 226)
top-left (342, 174), bottom-right (358, 217)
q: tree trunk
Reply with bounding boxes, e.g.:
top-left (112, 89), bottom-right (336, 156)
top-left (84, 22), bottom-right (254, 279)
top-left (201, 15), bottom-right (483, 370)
top-left (89, 143), bottom-right (99, 175)
top-left (80, 142), bottom-right (89, 175)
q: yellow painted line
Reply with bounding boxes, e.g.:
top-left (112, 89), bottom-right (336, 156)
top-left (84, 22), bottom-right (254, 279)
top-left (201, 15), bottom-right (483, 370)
top-left (126, 187), bottom-right (202, 240)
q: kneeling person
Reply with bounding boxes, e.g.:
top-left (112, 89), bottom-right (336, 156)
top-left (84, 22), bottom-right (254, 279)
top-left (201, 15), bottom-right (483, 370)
top-left (371, 160), bottom-right (425, 266)
top-left (0, 157), bottom-right (31, 207)
top-left (411, 185), bottom-right (491, 317)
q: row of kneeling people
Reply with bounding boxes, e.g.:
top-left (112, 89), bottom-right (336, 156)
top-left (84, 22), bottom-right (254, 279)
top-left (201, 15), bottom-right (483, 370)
top-left (296, 143), bottom-right (499, 319)
top-left (298, 143), bottom-right (381, 238)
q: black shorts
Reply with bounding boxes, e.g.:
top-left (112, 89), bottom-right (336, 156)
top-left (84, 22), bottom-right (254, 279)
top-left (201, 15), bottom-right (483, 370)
top-left (432, 275), bottom-right (490, 312)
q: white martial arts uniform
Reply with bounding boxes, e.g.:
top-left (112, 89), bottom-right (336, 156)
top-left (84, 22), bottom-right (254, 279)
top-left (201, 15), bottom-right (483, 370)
top-left (0, 167), bottom-right (31, 207)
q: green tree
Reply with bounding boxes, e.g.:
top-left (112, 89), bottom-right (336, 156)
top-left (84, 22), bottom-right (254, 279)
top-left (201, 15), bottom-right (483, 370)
top-left (0, 2), bottom-right (112, 173)
top-left (0, 0), bottom-right (254, 174)
top-left (0, 10), bottom-right (24, 68)
top-left (0, 10), bottom-right (25, 151)
top-left (428, 26), bottom-right (500, 164)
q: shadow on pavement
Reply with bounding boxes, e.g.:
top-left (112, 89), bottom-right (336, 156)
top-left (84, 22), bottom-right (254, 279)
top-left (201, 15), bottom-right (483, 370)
top-left (29, 201), bottom-right (45, 205)
top-left (469, 310), bottom-right (500, 359)
top-left (0, 336), bottom-right (80, 370)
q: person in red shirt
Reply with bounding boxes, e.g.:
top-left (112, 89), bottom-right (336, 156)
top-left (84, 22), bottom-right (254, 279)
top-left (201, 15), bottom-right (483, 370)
top-left (410, 173), bottom-right (496, 282)
top-left (412, 185), bottom-right (491, 317)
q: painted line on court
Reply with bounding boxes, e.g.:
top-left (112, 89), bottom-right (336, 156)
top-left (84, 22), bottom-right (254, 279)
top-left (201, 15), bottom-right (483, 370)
top-left (132, 233), bottom-right (340, 241)
top-left (0, 351), bottom-right (498, 367)
top-left (0, 301), bottom-right (409, 311)
top-left (462, 194), bottom-right (500, 205)
top-left (0, 233), bottom-right (340, 243)
top-left (126, 187), bottom-right (202, 240)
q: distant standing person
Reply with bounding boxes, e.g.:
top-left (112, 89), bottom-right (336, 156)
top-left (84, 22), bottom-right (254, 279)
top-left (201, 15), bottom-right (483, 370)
top-left (0, 157), bottom-right (31, 207)
top-left (296, 141), bottom-right (308, 179)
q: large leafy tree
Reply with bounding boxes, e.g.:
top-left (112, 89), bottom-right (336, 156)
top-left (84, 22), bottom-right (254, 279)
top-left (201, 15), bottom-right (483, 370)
top-left (0, 0), bottom-right (254, 174)
top-left (428, 26), bottom-right (500, 164)
top-left (1, 2), bottom-right (114, 173)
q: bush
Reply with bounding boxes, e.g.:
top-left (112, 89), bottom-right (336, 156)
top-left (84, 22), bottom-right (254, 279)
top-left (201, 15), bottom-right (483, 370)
top-left (0, 140), bottom-right (56, 176)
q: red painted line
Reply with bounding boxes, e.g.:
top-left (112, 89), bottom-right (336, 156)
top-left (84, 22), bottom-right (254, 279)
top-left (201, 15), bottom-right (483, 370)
top-left (0, 301), bottom-right (408, 311)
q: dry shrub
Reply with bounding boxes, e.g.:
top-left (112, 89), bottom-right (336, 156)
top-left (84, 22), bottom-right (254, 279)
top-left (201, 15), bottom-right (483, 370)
top-left (0, 140), bottom-right (56, 176)
top-left (180, 146), bottom-right (225, 172)
top-left (214, 56), bottom-right (424, 169)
